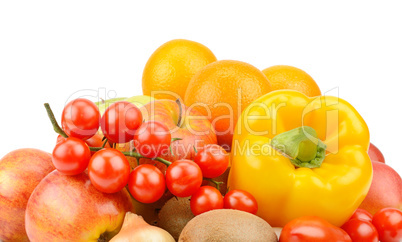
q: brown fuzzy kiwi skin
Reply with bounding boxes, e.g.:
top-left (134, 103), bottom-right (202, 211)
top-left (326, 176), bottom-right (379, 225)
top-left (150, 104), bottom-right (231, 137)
top-left (158, 196), bottom-right (195, 241)
top-left (178, 209), bottom-right (278, 242)
top-left (132, 191), bottom-right (174, 225)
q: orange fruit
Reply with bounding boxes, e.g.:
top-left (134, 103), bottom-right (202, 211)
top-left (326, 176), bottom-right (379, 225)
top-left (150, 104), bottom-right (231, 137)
top-left (184, 60), bottom-right (272, 150)
top-left (262, 65), bottom-right (321, 97)
top-left (142, 39), bottom-right (217, 100)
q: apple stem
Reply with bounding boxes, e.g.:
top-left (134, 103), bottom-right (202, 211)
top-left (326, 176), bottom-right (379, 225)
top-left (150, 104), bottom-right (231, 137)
top-left (176, 98), bottom-right (183, 127)
top-left (97, 233), bottom-right (108, 242)
top-left (44, 103), bottom-right (68, 138)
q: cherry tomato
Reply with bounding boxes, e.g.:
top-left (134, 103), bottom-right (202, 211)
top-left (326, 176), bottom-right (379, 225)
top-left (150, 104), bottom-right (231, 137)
top-left (56, 134), bottom-right (66, 144)
top-left (61, 98), bottom-right (100, 140)
top-left (165, 159), bottom-right (202, 197)
top-left (348, 208), bottom-right (373, 222)
top-left (84, 133), bottom-right (111, 155)
top-left (194, 144), bottom-right (229, 178)
top-left (100, 101), bottom-right (142, 143)
top-left (190, 186), bottom-right (223, 216)
top-left (372, 208), bottom-right (402, 242)
top-left (223, 189), bottom-right (258, 215)
top-left (279, 216), bottom-right (352, 242)
top-left (368, 143), bottom-right (385, 163)
top-left (133, 121), bottom-right (171, 159)
top-left (128, 164), bottom-right (166, 204)
top-left (52, 137), bottom-right (91, 175)
top-left (341, 219), bottom-right (378, 242)
top-left (88, 148), bottom-right (130, 193)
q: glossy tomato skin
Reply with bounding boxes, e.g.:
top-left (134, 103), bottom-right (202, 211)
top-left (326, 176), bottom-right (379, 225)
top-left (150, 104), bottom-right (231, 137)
top-left (61, 98), bottom-right (100, 140)
top-left (223, 189), bottom-right (258, 215)
top-left (165, 159), bottom-right (202, 197)
top-left (133, 121), bottom-right (171, 159)
top-left (194, 144), bottom-right (229, 178)
top-left (279, 216), bottom-right (352, 242)
top-left (341, 219), bottom-right (378, 242)
top-left (88, 148), bottom-right (130, 193)
top-left (52, 137), bottom-right (91, 175)
top-left (372, 208), bottom-right (402, 242)
top-left (56, 134), bottom-right (65, 144)
top-left (190, 186), bottom-right (223, 216)
top-left (128, 164), bottom-right (166, 204)
top-left (368, 143), bottom-right (385, 163)
top-left (348, 208), bottom-right (373, 222)
top-left (101, 101), bottom-right (142, 143)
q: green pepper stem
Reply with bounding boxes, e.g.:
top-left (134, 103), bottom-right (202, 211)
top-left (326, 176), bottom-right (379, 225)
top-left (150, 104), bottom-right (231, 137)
top-left (271, 126), bottom-right (326, 168)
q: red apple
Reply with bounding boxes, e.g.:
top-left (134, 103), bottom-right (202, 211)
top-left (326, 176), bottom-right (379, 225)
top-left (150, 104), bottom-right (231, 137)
top-left (25, 170), bottom-right (134, 241)
top-left (117, 99), bottom-right (217, 172)
top-left (359, 161), bottom-right (402, 214)
top-left (368, 143), bottom-right (385, 163)
top-left (0, 148), bottom-right (55, 241)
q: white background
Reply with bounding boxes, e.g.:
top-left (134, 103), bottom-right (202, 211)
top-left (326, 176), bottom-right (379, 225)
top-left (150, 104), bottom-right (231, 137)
top-left (0, 1), bottom-right (401, 175)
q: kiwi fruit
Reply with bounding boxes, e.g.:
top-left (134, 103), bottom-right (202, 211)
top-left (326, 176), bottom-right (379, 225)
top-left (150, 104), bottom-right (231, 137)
top-left (158, 196), bottom-right (195, 241)
top-left (179, 209), bottom-right (278, 242)
top-left (132, 190), bottom-right (174, 225)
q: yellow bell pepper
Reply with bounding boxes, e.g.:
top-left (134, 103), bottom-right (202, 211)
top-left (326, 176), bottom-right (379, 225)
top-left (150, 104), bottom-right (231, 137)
top-left (227, 90), bottom-right (372, 227)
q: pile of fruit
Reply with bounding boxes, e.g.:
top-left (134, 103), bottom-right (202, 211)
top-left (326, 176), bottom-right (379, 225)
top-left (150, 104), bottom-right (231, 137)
top-left (1, 39), bottom-right (401, 242)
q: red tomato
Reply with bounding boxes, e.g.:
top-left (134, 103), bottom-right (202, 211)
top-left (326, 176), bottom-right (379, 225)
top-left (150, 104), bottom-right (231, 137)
top-left (88, 148), bottom-right (130, 193)
top-left (194, 144), bottom-right (229, 178)
top-left (190, 186), bottom-right (223, 216)
top-left (223, 189), bottom-right (258, 215)
top-left (372, 208), bottom-right (402, 242)
top-left (368, 143), bottom-right (385, 163)
top-left (348, 208), bottom-right (373, 222)
top-left (165, 159), bottom-right (203, 197)
top-left (128, 164), bottom-right (166, 204)
top-left (341, 219), bottom-right (378, 242)
top-left (279, 216), bottom-right (352, 242)
top-left (52, 137), bottom-right (91, 175)
top-left (56, 134), bottom-right (66, 144)
top-left (133, 121), bottom-right (171, 159)
top-left (100, 101), bottom-right (142, 143)
top-left (84, 133), bottom-right (111, 155)
top-left (61, 98), bottom-right (100, 140)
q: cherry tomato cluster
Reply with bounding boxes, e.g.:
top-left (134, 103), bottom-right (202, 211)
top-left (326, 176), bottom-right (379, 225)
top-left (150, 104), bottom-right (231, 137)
top-left (51, 98), bottom-right (173, 194)
top-left (49, 98), bottom-right (259, 216)
top-left (279, 208), bottom-right (402, 242)
top-left (341, 207), bottom-right (402, 242)
top-left (190, 187), bottom-right (258, 216)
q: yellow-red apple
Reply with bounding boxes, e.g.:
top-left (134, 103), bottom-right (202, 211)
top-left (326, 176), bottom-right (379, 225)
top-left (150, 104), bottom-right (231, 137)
top-left (368, 143), bottom-right (385, 163)
top-left (359, 161), bottom-right (402, 214)
top-left (0, 148), bottom-right (55, 241)
top-left (25, 170), bottom-right (134, 241)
